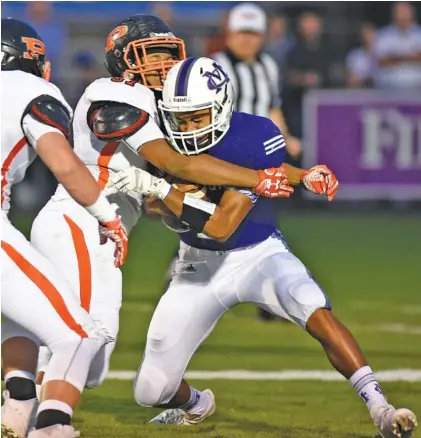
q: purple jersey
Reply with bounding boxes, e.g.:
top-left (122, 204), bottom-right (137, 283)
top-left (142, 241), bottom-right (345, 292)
top-left (180, 111), bottom-right (286, 250)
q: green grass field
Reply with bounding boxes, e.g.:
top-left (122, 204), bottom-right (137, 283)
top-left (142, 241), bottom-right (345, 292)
top-left (15, 211), bottom-right (421, 437)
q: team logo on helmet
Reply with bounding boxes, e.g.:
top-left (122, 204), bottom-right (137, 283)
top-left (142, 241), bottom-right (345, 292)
top-left (105, 25), bottom-right (128, 52)
top-left (202, 62), bottom-right (229, 93)
top-left (21, 37), bottom-right (45, 60)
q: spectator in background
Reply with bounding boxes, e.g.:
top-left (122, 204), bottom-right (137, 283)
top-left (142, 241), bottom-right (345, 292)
top-left (265, 14), bottom-right (295, 74)
top-left (346, 23), bottom-right (377, 88)
top-left (284, 12), bottom-right (336, 139)
top-left (373, 2), bottom-right (421, 89)
top-left (211, 2), bottom-right (301, 158)
top-left (24, 1), bottom-right (67, 86)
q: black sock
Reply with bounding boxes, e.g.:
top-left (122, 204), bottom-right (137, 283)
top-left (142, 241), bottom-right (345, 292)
top-left (36, 409), bottom-right (71, 429)
top-left (5, 377), bottom-right (36, 401)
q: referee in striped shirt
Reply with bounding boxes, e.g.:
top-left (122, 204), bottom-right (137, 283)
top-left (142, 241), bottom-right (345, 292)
top-left (211, 2), bottom-right (301, 158)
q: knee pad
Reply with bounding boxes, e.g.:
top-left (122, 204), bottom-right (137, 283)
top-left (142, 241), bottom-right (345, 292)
top-left (37, 346), bottom-right (52, 374)
top-left (284, 278), bottom-right (329, 328)
top-left (85, 372), bottom-right (106, 390)
top-left (85, 342), bottom-right (115, 389)
top-left (43, 337), bottom-right (103, 392)
top-left (133, 364), bottom-right (178, 407)
top-left (85, 363), bottom-right (107, 389)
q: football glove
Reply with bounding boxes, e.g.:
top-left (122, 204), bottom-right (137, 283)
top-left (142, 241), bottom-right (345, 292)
top-left (254, 167), bottom-right (294, 199)
top-left (300, 165), bottom-right (339, 201)
top-left (99, 216), bottom-right (128, 267)
top-left (108, 168), bottom-right (172, 200)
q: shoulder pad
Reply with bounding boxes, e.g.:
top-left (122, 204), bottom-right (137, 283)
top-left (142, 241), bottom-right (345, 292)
top-left (87, 102), bottom-right (149, 141)
top-left (85, 78), bottom-right (157, 115)
top-left (22, 94), bottom-right (71, 138)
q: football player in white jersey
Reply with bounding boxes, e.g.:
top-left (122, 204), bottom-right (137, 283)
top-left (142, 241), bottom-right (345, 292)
top-left (31, 14), bottom-right (295, 398)
top-left (1, 19), bottom-right (128, 438)
top-left (111, 58), bottom-right (417, 438)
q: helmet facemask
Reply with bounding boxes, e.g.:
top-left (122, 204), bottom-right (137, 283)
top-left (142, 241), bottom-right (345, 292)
top-left (159, 86), bottom-right (232, 155)
top-left (122, 36), bottom-right (186, 89)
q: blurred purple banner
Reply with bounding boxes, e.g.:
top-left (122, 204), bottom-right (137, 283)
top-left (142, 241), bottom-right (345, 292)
top-left (303, 90), bottom-right (421, 200)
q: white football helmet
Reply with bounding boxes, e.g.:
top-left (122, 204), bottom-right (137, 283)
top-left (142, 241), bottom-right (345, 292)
top-left (158, 57), bottom-right (235, 155)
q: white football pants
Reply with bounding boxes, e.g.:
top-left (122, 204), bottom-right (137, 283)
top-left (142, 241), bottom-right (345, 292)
top-left (1, 214), bottom-right (107, 392)
top-left (30, 197), bottom-right (122, 388)
top-left (134, 233), bottom-right (330, 406)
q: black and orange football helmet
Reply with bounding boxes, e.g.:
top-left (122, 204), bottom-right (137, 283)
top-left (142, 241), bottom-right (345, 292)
top-left (1, 18), bottom-right (50, 80)
top-left (105, 14), bottom-right (186, 89)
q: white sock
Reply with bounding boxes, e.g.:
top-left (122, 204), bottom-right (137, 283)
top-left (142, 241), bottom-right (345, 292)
top-left (37, 400), bottom-right (73, 418)
top-left (349, 366), bottom-right (387, 411)
top-left (182, 387), bottom-right (211, 415)
top-left (36, 384), bottom-right (42, 401)
top-left (4, 370), bottom-right (35, 382)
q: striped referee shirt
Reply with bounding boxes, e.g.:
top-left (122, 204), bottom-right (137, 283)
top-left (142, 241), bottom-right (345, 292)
top-left (211, 49), bottom-right (281, 118)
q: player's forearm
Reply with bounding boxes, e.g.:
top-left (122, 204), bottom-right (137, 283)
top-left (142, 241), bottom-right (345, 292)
top-left (141, 139), bottom-right (259, 188)
top-left (283, 163), bottom-right (305, 186)
top-left (182, 154), bottom-right (259, 188)
top-left (143, 197), bottom-right (171, 218)
top-left (162, 190), bottom-right (233, 242)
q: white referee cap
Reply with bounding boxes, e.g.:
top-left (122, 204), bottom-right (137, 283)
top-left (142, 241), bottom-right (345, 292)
top-left (228, 3), bottom-right (267, 34)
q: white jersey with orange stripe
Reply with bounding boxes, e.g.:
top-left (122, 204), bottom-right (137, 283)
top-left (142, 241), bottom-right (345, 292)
top-left (52, 77), bottom-right (164, 233)
top-left (1, 70), bottom-right (72, 214)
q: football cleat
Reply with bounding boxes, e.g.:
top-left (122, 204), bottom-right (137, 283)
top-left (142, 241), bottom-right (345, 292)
top-left (27, 424), bottom-right (80, 438)
top-left (1, 390), bottom-right (37, 438)
top-left (371, 404), bottom-right (418, 438)
top-left (148, 408), bottom-right (186, 425)
top-left (149, 389), bottom-right (216, 425)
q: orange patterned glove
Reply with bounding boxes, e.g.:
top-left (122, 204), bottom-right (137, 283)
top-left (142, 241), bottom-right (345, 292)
top-left (254, 167), bottom-right (294, 199)
top-left (99, 216), bottom-right (128, 267)
top-left (301, 165), bottom-right (339, 201)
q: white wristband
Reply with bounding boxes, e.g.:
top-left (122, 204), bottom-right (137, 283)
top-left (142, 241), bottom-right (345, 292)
top-left (184, 193), bottom-right (217, 215)
top-left (85, 193), bottom-right (117, 223)
top-left (148, 178), bottom-right (172, 200)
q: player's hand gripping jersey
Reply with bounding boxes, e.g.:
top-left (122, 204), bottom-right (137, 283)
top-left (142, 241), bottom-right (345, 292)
top-left (1, 70), bottom-right (72, 213)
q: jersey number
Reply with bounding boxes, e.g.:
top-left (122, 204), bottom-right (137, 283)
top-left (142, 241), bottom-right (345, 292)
top-left (110, 77), bottom-right (136, 87)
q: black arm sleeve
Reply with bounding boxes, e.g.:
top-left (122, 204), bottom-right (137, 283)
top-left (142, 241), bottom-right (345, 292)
top-left (87, 101), bottom-right (149, 141)
top-left (22, 94), bottom-right (71, 138)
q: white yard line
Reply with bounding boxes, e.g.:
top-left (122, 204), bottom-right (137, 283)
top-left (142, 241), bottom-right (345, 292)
top-left (374, 324), bottom-right (421, 335)
top-left (352, 301), bottom-right (421, 315)
top-left (107, 369), bottom-right (421, 382)
top-left (401, 305), bottom-right (421, 315)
